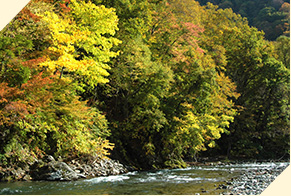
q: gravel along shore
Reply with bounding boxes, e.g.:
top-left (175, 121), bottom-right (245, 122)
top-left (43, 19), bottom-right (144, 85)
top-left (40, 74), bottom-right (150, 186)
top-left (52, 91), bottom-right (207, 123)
top-left (221, 162), bottom-right (289, 195)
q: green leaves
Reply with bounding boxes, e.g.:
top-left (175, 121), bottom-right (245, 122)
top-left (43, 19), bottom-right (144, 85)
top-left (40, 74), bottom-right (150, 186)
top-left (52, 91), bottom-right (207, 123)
top-left (0, 0), bottom-right (288, 170)
top-left (0, 0), bottom-right (119, 166)
top-left (197, 0), bottom-right (290, 40)
top-left (274, 35), bottom-right (290, 69)
top-left (197, 2), bottom-right (289, 159)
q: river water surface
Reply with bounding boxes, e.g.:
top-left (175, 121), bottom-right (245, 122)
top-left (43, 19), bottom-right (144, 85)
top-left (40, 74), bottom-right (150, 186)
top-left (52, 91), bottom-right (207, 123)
top-left (0, 162), bottom-right (289, 195)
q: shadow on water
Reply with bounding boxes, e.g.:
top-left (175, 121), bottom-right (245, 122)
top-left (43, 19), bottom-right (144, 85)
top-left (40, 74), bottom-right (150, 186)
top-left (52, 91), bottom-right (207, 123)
top-left (0, 162), bottom-right (289, 195)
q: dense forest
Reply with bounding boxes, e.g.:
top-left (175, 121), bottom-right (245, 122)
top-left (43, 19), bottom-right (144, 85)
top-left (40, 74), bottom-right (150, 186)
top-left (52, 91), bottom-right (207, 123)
top-left (0, 0), bottom-right (289, 171)
top-left (197, 0), bottom-right (290, 40)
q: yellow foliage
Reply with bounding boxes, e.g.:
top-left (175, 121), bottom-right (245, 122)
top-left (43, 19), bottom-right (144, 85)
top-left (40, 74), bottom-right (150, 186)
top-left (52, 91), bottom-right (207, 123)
top-left (38, 1), bottom-right (120, 86)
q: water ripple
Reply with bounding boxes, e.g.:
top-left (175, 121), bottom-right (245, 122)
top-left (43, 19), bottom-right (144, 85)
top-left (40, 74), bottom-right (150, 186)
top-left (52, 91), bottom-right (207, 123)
top-left (84, 175), bottom-right (130, 183)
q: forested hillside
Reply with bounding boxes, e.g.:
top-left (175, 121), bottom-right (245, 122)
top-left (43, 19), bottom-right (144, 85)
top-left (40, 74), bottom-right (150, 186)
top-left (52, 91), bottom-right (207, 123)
top-left (197, 0), bottom-right (290, 40)
top-left (0, 0), bottom-right (289, 172)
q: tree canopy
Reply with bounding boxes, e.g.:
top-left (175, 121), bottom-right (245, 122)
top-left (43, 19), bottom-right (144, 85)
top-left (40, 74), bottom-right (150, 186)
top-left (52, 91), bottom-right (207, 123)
top-left (197, 0), bottom-right (290, 40)
top-left (0, 0), bottom-right (289, 170)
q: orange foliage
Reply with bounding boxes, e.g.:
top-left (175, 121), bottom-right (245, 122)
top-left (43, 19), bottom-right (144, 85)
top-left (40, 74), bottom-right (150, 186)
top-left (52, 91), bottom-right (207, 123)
top-left (19, 7), bottom-right (41, 22)
top-left (0, 70), bottom-right (55, 127)
top-left (59, 2), bottom-right (71, 13)
top-left (0, 83), bottom-right (25, 126)
top-left (22, 57), bottom-right (47, 69)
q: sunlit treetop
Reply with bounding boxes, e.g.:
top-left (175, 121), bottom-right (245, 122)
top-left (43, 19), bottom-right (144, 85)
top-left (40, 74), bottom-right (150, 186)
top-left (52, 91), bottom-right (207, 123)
top-left (38, 0), bottom-right (121, 87)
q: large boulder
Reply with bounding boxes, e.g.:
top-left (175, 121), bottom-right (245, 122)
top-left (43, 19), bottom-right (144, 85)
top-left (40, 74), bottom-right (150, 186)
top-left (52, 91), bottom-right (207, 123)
top-left (30, 155), bottom-right (80, 181)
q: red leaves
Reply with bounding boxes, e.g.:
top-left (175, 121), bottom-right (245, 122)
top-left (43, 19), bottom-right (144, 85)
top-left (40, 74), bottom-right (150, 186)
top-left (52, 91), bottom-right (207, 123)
top-left (151, 3), bottom-right (204, 65)
top-left (22, 72), bottom-right (54, 90)
top-left (4, 100), bottom-right (29, 117)
top-left (57, 0), bottom-right (72, 13)
top-left (18, 0), bottom-right (72, 22)
top-left (0, 70), bottom-right (55, 127)
top-left (21, 72), bottom-right (55, 112)
top-left (0, 83), bottom-right (24, 103)
top-left (22, 57), bottom-right (46, 69)
top-left (183, 22), bottom-right (203, 37)
top-left (0, 83), bottom-right (26, 125)
top-left (59, 3), bottom-right (71, 13)
top-left (19, 7), bottom-right (41, 22)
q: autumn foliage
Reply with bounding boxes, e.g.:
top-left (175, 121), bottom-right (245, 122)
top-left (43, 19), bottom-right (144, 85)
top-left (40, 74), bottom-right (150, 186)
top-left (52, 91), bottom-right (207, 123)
top-left (0, 0), bottom-right (289, 169)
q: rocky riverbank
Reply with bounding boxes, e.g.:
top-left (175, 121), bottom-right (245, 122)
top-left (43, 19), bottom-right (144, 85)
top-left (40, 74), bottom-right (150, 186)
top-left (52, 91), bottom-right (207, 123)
top-left (218, 162), bottom-right (289, 195)
top-left (0, 155), bottom-right (128, 182)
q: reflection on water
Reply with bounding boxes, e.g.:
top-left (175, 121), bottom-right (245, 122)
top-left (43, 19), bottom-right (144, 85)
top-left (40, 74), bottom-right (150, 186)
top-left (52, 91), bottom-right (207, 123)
top-left (0, 162), bottom-right (289, 195)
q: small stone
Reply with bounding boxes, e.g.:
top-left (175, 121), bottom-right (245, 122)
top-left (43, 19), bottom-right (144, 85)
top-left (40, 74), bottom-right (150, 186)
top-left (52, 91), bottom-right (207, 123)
top-left (77, 173), bottom-right (86, 178)
top-left (22, 174), bottom-right (32, 181)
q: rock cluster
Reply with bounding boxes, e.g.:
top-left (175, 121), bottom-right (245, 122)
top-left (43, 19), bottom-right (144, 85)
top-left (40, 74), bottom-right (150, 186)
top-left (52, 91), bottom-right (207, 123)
top-left (219, 164), bottom-right (288, 195)
top-left (0, 165), bottom-right (32, 182)
top-left (66, 157), bottom-right (128, 178)
top-left (0, 155), bottom-right (128, 182)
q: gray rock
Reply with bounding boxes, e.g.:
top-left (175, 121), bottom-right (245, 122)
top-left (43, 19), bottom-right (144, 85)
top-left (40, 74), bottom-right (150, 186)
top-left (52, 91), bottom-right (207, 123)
top-left (226, 164), bottom-right (289, 195)
top-left (49, 161), bottom-right (79, 181)
top-left (43, 155), bottom-right (55, 163)
top-left (77, 173), bottom-right (87, 178)
top-left (1, 154), bottom-right (129, 182)
top-left (30, 157), bottom-right (79, 181)
top-left (22, 174), bottom-right (32, 181)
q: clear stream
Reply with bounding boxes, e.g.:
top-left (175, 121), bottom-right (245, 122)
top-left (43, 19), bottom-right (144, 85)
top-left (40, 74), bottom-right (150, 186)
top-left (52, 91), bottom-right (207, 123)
top-left (0, 162), bottom-right (289, 195)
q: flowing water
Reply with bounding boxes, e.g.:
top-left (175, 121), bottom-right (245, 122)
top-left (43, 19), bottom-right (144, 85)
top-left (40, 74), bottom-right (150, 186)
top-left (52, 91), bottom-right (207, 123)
top-left (0, 162), bottom-right (289, 195)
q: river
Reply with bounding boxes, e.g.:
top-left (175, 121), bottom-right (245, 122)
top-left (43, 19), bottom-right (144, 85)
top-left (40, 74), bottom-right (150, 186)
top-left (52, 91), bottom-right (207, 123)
top-left (0, 162), bottom-right (289, 195)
